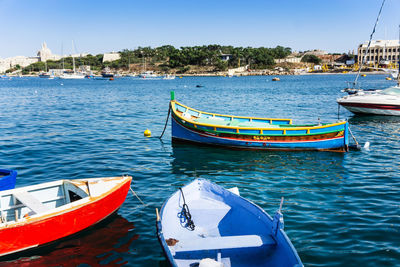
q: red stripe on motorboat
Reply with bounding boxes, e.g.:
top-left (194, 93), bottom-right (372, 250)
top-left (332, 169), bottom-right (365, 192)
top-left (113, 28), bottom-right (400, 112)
top-left (339, 102), bottom-right (400, 110)
top-left (0, 179), bottom-right (131, 256)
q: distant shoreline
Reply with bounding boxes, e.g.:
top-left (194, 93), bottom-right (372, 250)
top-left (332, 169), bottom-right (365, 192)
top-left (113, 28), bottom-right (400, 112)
top-left (4, 70), bottom-right (389, 78)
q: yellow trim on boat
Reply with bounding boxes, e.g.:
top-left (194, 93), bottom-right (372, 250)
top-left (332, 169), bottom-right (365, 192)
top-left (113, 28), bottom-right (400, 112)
top-left (171, 100), bottom-right (346, 131)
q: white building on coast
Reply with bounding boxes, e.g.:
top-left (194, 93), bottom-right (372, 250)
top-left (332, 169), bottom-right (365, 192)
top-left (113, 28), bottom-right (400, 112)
top-left (1, 41), bottom-right (121, 73)
top-left (358, 40), bottom-right (400, 65)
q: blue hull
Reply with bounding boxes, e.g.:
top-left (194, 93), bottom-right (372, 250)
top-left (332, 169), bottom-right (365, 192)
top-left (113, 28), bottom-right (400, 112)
top-left (172, 116), bottom-right (349, 151)
top-left (157, 179), bottom-right (303, 267)
top-left (0, 169), bottom-right (17, 191)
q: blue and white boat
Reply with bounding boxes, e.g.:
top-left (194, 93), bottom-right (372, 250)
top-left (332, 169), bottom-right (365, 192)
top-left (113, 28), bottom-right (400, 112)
top-left (156, 179), bottom-right (303, 267)
top-left (0, 169), bottom-right (17, 191)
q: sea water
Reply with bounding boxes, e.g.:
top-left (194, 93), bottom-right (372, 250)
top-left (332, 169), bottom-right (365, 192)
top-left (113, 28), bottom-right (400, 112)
top-left (0, 75), bottom-right (399, 266)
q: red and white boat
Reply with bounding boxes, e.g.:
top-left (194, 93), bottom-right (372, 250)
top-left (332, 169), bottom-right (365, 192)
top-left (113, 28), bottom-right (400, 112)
top-left (0, 175), bottom-right (132, 257)
top-left (337, 86), bottom-right (400, 116)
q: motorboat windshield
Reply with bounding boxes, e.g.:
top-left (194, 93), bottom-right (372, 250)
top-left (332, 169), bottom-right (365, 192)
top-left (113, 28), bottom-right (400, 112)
top-left (382, 86), bottom-right (400, 95)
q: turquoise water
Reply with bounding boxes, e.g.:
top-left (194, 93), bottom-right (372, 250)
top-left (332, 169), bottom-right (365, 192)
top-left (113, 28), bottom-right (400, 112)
top-left (0, 75), bottom-right (399, 266)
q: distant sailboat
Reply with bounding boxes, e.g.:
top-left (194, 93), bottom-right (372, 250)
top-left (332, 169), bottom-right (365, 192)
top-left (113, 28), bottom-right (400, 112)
top-left (60, 41), bottom-right (85, 79)
top-left (138, 56), bottom-right (159, 79)
top-left (38, 61), bottom-right (54, 79)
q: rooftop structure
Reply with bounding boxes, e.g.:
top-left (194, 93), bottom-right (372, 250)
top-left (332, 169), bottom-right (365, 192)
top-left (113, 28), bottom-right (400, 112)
top-left (304, 50), bottom-right (327, 56)
top-left (275, 55), bottom-right (301, 64)
top-left (37, 42), bottom-right (61, 62)
top-left (103, 52), bottom-right (120, 62)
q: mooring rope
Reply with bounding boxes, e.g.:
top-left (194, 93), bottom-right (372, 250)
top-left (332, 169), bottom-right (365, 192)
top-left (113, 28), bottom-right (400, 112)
top-left (159, 104), bottom-right (171, 139)
top-left (178, 188), bottom-right (195, 231)
top-left (130, 187), bottom-right (147, 206)
top-left (348, 126), bottom-right (359, 146)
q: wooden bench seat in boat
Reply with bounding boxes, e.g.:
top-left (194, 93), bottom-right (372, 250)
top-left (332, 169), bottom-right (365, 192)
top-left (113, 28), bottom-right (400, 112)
top-left (173, 234), bottom-right (275, 252)
top-left (13, 191), bottom-right (50, 215)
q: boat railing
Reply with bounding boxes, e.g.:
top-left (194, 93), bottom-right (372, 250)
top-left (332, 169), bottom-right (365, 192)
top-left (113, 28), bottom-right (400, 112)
top-left (172, 101), bottom-right (293, 125)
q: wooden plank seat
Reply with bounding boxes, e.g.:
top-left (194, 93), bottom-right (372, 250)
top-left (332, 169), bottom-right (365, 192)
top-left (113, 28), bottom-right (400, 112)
top-left (172, 234), bottom-right (275, 252)
top-left (13, 191), bottom-right (50, 215)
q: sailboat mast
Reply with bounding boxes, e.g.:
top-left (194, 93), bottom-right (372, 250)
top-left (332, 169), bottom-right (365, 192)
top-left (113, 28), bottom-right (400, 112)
top-left (73, 56), bottom-right (76, 73)
top-left (72, 40), bottom-right (76, 73)
top-left (398, 25), bottom-right (400, 85)
top-left (61, 43), bottom-right (65, 70)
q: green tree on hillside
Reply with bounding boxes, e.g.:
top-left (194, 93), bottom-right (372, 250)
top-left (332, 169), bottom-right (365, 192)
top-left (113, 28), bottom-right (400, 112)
top-left (301, 55), bottom-right (322, 65)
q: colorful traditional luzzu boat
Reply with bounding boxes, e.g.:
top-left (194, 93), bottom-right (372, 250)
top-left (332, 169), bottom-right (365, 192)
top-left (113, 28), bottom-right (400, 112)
top-left (170, 93), bottom-right (349, 152)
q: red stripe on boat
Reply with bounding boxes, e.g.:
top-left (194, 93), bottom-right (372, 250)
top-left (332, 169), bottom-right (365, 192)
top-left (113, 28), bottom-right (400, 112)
top-left (340, 102), bottom-right (400, 110)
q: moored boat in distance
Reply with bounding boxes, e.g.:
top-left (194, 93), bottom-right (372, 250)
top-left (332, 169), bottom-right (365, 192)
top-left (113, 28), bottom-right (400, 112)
top-left (59, 71), bottom-right (85, 79)
top-left (156, 178), bottom-right (303, 267)
top-left (38, 72), bottom-right (54, 79)
top-left (0, 175), bottom-right (132, 258)
top-left (101, 67), bottom-right (114, 78)
top-left (138, 71), bottom-right (159, 79)
top-left (390, 70), bottom-right (399, 79)
top-left (163, 74), bottom-right (176, 80)
top-left (169, 92), bottom-right (350, 152)
top-left (0, 169), bottom-right (17, 191)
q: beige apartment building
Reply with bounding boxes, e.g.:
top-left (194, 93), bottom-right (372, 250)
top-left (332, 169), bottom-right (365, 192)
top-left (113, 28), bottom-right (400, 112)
top-left (357, 40), bottom-right (400, 65)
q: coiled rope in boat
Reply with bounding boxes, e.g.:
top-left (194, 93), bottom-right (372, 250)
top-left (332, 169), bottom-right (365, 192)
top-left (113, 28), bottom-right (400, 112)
top-left (178, 188), bottom-right (195, 231)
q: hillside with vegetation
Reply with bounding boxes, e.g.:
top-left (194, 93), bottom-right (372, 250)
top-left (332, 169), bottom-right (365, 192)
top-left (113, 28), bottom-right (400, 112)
top-left (21, 45), bottom-right (292, 75)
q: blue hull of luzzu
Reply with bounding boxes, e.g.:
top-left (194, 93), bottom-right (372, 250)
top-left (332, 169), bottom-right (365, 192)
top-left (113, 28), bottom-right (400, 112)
top-left (157, 179), bottom-right (303, 267)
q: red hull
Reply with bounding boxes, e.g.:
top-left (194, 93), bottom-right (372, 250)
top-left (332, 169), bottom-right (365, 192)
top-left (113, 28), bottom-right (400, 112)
top-left (0, 178), bottom-right (131, 257)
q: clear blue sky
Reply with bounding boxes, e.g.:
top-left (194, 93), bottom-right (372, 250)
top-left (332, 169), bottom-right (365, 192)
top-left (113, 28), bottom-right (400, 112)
top-left (0, 0), bottom-right (399, 58)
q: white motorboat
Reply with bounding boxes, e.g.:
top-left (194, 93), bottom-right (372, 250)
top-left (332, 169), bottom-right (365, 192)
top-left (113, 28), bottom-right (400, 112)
top-left (337, 86), bottom-right (400, 116)
top-left (138, 71), bottom-right (159, 79)
top-left (60, 72), bottom-right (85, 79)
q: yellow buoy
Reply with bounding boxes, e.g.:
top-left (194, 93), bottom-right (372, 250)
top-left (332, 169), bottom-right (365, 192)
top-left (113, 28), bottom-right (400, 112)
top-left (144, 129), bottom-right (151, 137)
top-left (361, 74), bottom-right (366, 77)
top-left (386, 77), bottom-right (392, 80)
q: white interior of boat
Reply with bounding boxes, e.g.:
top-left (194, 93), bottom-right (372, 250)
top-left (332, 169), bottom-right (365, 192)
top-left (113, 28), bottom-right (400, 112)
top-left (160, 179), bottom-right (281, 267)
top-left (0, 177), bottom-right (125, 225)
